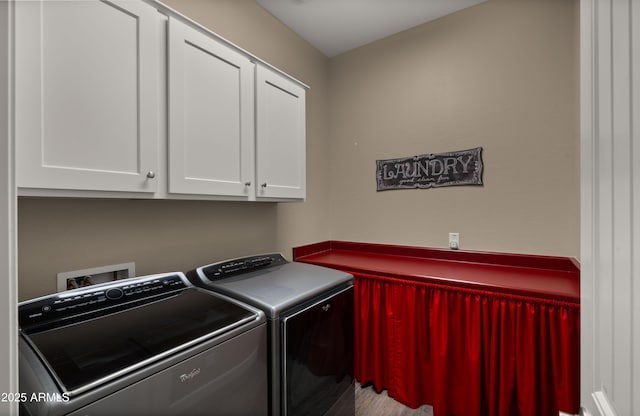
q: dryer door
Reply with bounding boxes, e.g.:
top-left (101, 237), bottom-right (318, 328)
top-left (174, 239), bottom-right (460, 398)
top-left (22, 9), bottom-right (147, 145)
top-left (282, 286), bottom-right (354, 416)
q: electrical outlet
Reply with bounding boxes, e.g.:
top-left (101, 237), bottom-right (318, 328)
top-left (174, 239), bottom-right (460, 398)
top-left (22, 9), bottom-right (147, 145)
top-left (448, 232), bottom-right (460, 250)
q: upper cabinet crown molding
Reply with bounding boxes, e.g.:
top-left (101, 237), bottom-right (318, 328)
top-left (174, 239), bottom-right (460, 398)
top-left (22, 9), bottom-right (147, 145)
top-left (14, 0), bottom-right (308, 201)
top-left (147, 0), bottom-right (309, 91)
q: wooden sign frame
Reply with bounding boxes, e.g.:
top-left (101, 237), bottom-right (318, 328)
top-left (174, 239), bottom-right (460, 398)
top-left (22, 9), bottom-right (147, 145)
top-left (376, 147), bottom-right (483, 191)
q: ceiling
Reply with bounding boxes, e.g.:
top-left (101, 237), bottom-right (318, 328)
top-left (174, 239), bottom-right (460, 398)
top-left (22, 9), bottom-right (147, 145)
top-left (255, 0), bottom-right (487, 57)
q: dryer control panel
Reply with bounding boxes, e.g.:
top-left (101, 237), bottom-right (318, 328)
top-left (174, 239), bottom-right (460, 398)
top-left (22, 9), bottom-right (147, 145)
top-left (199, 254), bottom-right (288, 280)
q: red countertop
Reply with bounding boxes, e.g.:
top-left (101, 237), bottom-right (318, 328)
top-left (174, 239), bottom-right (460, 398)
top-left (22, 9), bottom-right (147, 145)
top-left (293, 241), bottom-right (580, 304)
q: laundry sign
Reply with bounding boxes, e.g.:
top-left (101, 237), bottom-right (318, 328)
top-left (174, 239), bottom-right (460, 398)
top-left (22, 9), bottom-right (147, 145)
top-left (376, 147), bottom-right (483, 191)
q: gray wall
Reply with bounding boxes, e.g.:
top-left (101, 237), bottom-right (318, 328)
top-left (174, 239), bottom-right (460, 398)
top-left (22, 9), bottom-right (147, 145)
top-left (328, 0), bottom-right (579, 257)
top-left (18, 0), bottom-right (580, 301)
top-left (18, 0), bottom-right (332, 301)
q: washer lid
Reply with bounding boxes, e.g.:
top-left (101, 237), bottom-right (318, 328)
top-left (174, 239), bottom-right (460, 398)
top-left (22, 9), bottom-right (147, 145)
top-left (195, 259), bottom-right (353, 317)
top-left (21, 287), bottom-right (259, 396)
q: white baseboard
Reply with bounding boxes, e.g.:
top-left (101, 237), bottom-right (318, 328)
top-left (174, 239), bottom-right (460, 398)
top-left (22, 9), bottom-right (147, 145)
top-left (580, 406), bottom-right (594, 416)
top-left (591, 391), bottom-right (618, 416)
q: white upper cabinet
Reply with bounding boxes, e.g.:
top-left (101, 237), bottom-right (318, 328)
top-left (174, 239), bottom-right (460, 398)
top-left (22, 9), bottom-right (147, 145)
top-left (13, 0), bottom-right (306, 201)
top-left (168, 17), bottom-right (255, 198)
top-left (15, 0), bottom-right (160, 194)
top-left (255, 65), bottom-right (306, 200)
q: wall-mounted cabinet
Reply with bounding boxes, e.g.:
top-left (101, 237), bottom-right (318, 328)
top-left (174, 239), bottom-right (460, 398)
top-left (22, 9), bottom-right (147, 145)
top-left (255, 65), bottom-right (306, 200)
top-left (15, 0), bottom-right (160, 194)
top-left (14, 0), bottom-right (307, 201)
top-left (168, 17), bottom-right (255, 199)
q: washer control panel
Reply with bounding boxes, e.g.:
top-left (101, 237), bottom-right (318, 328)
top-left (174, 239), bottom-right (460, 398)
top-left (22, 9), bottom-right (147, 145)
top-left (19, 273), bottom-right (188, 333)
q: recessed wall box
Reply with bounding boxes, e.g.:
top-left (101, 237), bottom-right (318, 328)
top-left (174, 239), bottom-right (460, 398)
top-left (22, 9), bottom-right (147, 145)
top-left (57, 262), bottom-right (136, 292)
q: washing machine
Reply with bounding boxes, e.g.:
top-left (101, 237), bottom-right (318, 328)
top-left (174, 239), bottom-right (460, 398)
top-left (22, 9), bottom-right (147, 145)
top-left (18, 272), bottom-right (268, 416)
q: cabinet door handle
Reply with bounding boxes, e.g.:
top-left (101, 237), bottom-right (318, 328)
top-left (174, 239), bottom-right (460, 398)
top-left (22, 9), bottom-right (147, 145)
top-left (146, 171), bottom-right (156, 179)
top-left (244, 181), bottom-right (251, 187)
top-left (261, 182), bottom-right (268, 188)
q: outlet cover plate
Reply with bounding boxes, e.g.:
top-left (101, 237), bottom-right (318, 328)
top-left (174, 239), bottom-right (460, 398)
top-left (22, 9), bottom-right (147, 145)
top-left (449, 232), bottom-right (460, 250)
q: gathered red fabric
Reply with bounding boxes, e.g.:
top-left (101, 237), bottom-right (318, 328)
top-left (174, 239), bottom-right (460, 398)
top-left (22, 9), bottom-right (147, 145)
top-left (353, 272), bottom-right (580, 416)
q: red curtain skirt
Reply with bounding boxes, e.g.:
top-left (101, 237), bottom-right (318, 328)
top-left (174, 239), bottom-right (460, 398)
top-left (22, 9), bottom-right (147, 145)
top-left (353, 272), bottom-right (580, 416)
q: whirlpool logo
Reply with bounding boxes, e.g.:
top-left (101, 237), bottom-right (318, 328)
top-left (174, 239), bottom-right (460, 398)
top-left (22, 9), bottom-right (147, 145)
top-left (179, 368), bottom-right (201, 383)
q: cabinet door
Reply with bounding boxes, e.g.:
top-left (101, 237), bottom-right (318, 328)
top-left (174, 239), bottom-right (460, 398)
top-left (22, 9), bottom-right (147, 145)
top-left (168, 17), bottom-right (255, 198)
top-left (255, 65), bottom-right (306, 200)
top-left (15, 0), bottom-right (159, 193)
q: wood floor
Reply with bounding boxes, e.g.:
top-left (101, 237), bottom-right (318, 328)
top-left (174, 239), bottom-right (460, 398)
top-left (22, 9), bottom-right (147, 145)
top-left (355, 383), bottom-right (433, 416)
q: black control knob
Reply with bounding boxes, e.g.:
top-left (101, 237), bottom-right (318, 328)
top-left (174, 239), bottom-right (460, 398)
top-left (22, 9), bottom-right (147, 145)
top-left (105, 288), bottom-right (124, 300)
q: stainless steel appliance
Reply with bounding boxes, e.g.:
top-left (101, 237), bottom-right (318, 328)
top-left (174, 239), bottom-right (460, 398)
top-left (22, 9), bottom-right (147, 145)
top-left (187, 254), bottom-right (354, 416)
top-left (19, 272), bottom-right (268, 416)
